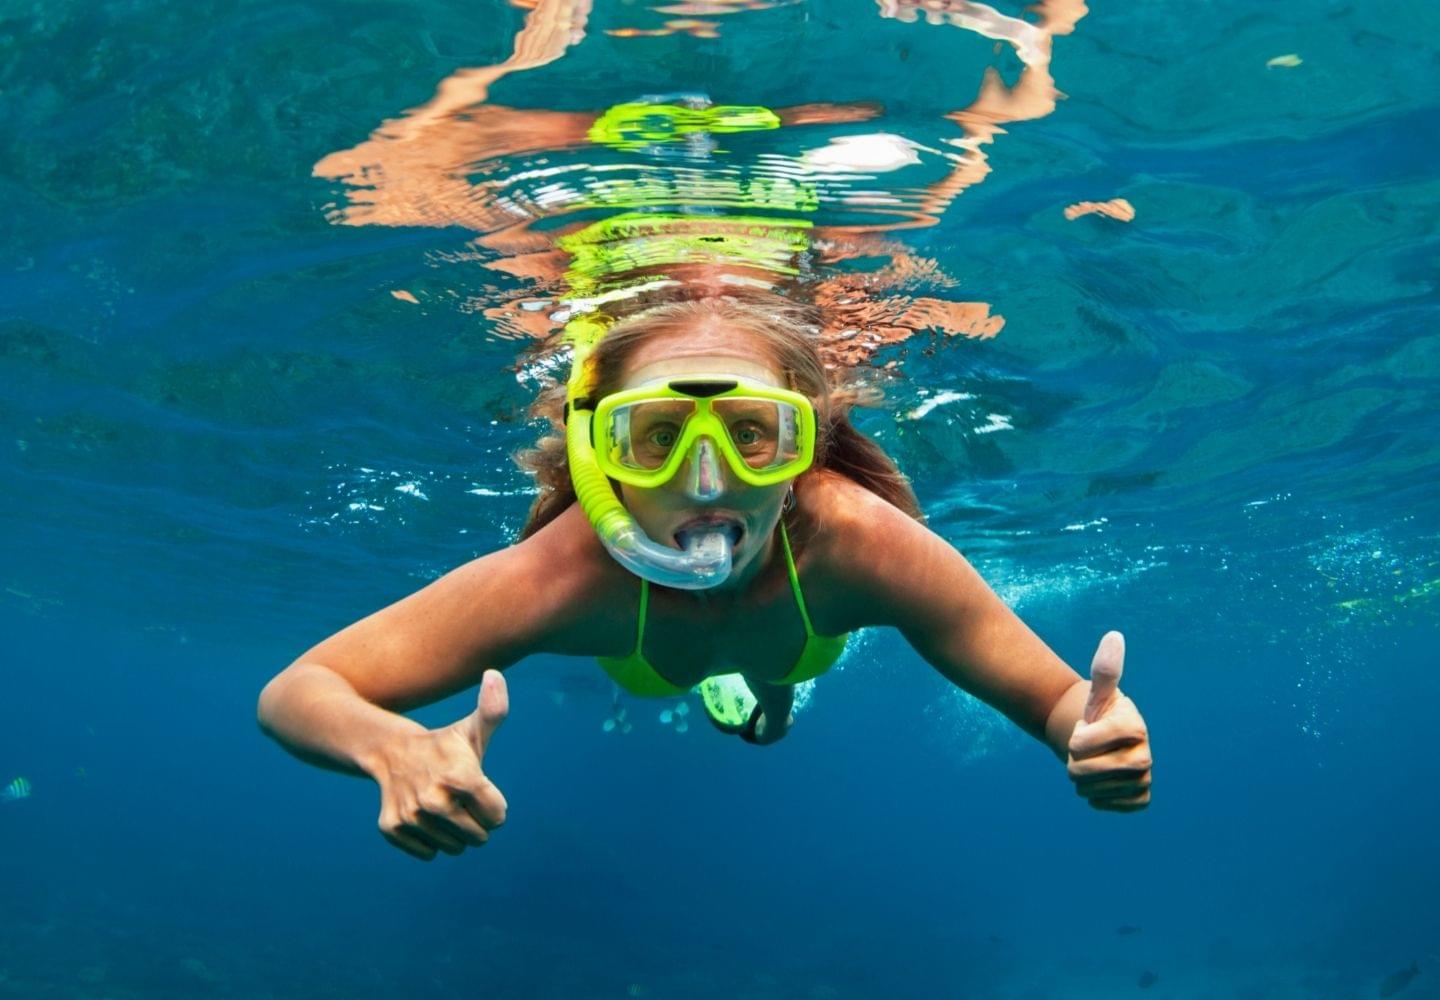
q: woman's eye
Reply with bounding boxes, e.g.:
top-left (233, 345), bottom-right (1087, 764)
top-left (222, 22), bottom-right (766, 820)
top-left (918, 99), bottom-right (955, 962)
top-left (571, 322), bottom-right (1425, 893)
top-left (733, 426), bottom-right (763, 446)
top-left (647, 427), bottom-right (678, 447)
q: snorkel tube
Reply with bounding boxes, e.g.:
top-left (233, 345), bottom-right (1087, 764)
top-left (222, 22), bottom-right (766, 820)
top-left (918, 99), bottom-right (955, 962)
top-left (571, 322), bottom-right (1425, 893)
top-left (564, 317), bottom-right (733, 590)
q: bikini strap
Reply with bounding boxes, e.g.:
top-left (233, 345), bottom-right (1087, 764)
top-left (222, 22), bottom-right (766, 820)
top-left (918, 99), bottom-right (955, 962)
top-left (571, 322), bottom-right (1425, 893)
top-left (633, 577), bottom-right (650, 655)
top-left (778, 519), bottom-right (818, 638)
top-left (635, 522), bottom-right (812, 655)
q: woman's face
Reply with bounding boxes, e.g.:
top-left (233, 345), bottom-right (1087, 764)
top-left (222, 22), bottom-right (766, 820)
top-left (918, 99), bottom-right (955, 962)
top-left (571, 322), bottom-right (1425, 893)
top-left (613, 323), bottom-right (796, 587)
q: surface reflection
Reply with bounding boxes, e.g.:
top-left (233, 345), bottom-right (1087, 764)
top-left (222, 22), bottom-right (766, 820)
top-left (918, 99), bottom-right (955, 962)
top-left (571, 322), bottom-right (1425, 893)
top-left (314, 0), bottom-right (1086, 366)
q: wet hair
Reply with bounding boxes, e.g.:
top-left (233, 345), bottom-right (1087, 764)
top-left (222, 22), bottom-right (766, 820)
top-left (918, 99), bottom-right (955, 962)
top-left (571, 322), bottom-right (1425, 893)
top-left (514, 291), bottom-right (923, 540)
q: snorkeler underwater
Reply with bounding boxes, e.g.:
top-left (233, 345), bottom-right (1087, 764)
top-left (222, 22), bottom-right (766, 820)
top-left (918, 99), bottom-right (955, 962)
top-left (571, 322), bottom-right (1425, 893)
top-left (257, 0), bottom-right (1153, 863)
top-left (260, 298), bottom-right (1152, 857)
top-left (4, 0), bottom-right (1438, 995)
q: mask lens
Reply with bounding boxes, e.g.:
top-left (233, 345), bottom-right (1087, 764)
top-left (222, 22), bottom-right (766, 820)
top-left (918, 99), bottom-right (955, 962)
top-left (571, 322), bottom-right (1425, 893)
top-left (711, 397), bottom-right (802, 471)
top-left (607, 399), bottom-right (697, 471)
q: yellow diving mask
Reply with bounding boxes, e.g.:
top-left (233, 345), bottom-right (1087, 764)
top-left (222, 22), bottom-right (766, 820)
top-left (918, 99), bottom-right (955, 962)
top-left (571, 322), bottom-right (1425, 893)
top-left (593, 376), bottom-right (817, 491)
top-left (564, 320), bottom-right (816, 589)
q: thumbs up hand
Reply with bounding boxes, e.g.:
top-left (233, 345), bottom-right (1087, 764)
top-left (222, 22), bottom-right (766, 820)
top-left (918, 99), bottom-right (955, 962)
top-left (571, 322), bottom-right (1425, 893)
top-left (1066, 632), bottom-right (1152, 812)
top-left (371, 669), bottom-right (511, 860)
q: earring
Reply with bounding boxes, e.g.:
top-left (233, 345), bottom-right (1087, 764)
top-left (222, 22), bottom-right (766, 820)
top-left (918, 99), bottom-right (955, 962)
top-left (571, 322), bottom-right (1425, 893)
top-left (782, 487), bottom-right (796, 513)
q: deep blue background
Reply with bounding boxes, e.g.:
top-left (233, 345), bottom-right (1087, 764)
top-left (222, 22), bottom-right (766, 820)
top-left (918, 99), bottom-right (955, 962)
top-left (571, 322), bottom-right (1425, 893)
top-left (3, 0), bottom-right (1439, 996)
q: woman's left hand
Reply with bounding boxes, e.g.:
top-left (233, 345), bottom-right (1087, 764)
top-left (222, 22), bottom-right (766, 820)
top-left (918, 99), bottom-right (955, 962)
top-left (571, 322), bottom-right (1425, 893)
top-left (1067, 631), bottom-right (1152, 812)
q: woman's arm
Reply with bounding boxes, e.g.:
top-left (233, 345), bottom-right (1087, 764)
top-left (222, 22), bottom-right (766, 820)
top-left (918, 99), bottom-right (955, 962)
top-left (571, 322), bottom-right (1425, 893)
top-left (813, 478), bottom-right (1082, 756)
top-left (257, 663), bottom-right (430, 777)
top-left (258, 506), bottom-right (624, 858)
top-left (257, 504), bottom-right (609, 773)
top-left (825, 484), bottom-right (1151, 808)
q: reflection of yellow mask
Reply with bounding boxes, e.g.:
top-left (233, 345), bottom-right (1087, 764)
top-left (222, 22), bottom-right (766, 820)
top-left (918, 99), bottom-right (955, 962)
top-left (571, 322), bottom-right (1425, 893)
top-left (558, 212), bottom-right (813, 299)
top-left (587, 101), bottom-right (781, 152)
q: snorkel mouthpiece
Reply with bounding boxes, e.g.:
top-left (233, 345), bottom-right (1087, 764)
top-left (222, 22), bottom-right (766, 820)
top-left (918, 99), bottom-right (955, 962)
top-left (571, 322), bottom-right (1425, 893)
top-left (566, 408), bottom-right (733, 589)
top-left (618, 518), bottom-right (733, 587)
top-left (564, 327), bottom-right (732, 590)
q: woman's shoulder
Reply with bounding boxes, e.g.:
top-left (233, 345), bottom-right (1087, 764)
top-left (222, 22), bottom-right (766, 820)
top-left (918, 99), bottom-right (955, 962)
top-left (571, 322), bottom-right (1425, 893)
top-left (797, 470), bottom-right (922, 550)
top-left (454, 503), bottom-right (636, 656)
top-left (798, 468), bottom-right (897, 517)
top-left (793, 471), bottom-right (931, 630)
top-left (511, 501), bottom-right (619, 582)
top-left (510, 502), bottom-right (640, 600)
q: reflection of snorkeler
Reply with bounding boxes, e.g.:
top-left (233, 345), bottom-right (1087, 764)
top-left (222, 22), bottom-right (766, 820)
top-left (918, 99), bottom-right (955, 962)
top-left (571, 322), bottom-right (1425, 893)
top-left (313, 0), bottom-right (1084, 355)
top-left (258, 294), bottom-right (1154, 862)
top-left (314, 0), bottom-right (1086, 237)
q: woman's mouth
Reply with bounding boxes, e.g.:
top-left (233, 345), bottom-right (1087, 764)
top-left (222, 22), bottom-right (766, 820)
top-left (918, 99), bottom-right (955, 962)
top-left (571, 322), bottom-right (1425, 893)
top-left (673, 516), bottom-right (745, 549)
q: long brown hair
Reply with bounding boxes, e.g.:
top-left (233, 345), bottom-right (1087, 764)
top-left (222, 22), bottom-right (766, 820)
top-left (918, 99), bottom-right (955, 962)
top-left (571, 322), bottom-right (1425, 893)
top-left (514, 292), bottom-right (923, 539)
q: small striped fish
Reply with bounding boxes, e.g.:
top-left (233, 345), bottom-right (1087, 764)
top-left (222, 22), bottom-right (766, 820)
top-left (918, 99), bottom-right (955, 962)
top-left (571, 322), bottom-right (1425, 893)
top-left (1, 777), bottom-right (32, 803)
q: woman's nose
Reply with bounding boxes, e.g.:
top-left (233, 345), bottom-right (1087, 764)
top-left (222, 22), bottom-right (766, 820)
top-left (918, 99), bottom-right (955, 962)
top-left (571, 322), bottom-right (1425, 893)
top-left (681, 437), bottom-right (727, 501)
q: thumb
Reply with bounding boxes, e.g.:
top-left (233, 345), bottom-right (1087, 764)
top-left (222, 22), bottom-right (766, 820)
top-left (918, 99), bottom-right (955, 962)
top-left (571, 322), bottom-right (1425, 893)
top-left (466, 669), bottom-right (510, 760)
top-left (1083, 631), bottom-right (1125, 724)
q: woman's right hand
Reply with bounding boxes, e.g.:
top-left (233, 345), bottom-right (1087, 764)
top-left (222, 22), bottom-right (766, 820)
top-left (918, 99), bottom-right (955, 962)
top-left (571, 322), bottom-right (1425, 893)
top-left (367, 669), bottom-right (510, 861)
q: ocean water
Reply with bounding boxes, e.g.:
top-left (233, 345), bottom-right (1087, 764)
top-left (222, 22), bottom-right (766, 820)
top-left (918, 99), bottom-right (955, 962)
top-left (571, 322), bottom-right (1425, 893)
top-left (2, 0), bottom-right (1439, 997)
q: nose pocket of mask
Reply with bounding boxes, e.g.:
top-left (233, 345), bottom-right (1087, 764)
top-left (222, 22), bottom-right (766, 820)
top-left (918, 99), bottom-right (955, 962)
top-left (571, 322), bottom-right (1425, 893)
top-left (683, 437), bottom-right (726, 500)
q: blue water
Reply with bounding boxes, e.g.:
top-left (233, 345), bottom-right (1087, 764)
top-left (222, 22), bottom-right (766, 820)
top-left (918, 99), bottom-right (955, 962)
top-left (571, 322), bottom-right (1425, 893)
top-left (3, 0), bottom-right (1439, 997)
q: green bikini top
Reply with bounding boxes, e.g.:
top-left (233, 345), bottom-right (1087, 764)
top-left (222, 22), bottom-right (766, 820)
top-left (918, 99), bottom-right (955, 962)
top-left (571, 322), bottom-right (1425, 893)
top-left (597, 519), bottom-right (849, 697)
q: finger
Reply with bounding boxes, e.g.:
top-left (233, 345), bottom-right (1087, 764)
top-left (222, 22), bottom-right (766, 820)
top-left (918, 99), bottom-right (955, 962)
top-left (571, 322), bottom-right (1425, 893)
top-left (379, 818), bottom-right (438, 861)
top-left (1076, 774), bottom-right (1151, 798)
top-left (472, 669), bottom-right (510, 759)
top-left (1090, 792), bottom-right (1150, 812)
top-left (1069, 744), bottom-right (1151, 780)
top-left (1085, 784), bottom-right (1149, 802)
top-left (411, 814), bottom-right (467, 855)
top-left (1075, 775), bottom-right (1150, 800)
top-left (383, 830), bottom-right (438, 861)
top-left (1083, 631), bottom-right (1125, 724)
top-left (422, 787), bottom-right (495, 846)
top-left (1069, 710), bottom-right (1145, 759)
top-left (1077, 737), bottom-right (1152, 778)
top-left (452, 783), bottom-right (507, 832)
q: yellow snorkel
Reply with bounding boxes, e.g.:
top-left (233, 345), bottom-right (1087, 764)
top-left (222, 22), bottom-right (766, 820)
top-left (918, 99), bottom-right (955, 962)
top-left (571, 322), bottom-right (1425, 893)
top-left (558, 94), bottom-right (817, 589)
top-left (564, 316), bottom-right (733, 590)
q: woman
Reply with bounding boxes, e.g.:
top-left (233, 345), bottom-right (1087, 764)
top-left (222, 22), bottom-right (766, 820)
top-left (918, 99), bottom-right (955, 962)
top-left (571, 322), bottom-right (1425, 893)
top-left (258, 296), bottom-right (1153, 862)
